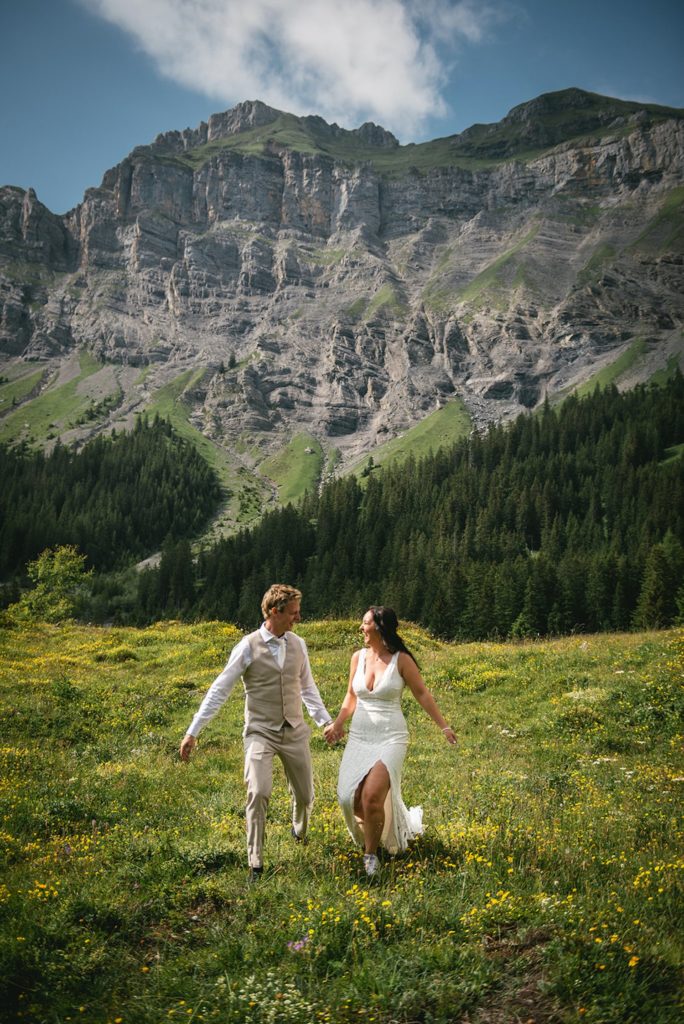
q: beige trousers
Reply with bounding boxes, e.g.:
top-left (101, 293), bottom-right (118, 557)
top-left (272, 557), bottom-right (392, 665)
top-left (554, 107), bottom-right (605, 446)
top-left (243, 723), bottom-right (314, 868)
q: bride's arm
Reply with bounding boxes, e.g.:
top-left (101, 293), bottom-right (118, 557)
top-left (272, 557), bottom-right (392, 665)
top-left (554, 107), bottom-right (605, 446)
top-left (399, 653), bottom-right (457, 745)
top-left (325, 651), bottom-right (359, 741)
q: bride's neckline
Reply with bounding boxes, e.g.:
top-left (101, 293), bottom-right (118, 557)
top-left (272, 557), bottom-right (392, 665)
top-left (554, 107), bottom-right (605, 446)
top-left (362, 648), bottom-right (396, 692)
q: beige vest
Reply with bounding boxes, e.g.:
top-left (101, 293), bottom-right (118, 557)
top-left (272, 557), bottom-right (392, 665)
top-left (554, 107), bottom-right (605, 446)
top-left (243, 630), bottom-right (305, 731)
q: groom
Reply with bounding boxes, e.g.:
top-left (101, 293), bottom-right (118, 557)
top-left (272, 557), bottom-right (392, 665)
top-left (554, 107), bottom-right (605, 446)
top-left (180, 584), bottom-right (333, 881)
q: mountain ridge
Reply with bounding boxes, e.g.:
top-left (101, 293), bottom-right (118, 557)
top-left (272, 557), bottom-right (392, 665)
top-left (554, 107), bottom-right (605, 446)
top-left (1, 87), bottom-right (682, 531)
top-left (143, 88), bottom-right (684, 168)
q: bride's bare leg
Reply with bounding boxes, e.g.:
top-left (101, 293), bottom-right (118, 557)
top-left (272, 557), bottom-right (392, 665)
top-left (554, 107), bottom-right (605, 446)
top-left (354, 762), bottom-right (391, 855)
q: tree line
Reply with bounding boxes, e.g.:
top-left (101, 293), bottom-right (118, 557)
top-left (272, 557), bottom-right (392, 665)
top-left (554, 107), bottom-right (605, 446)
top-left (2, 376), bottom-right (682, 638)
top-left (135, 373), bottom-right (684, 638)
top-left (0, 416), bottom-right (222, 579)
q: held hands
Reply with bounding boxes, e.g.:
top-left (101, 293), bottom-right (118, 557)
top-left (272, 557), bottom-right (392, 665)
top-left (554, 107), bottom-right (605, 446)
top-left (324, 721), bottom-right (343, 745)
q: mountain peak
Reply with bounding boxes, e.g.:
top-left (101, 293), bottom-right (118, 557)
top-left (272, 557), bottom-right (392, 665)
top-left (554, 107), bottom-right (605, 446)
top-left (501, 86), bottom-right (684, 131)
top-left (148, 100), bottom-right (399, 161)
top-left (503, 87), bottom-right (607, 123)
top-left (448, 87), bottom-right (684, 161)
top-left (351, 121), bottom-right (399, 148)
top-left (206, 100), bottom-right (282, 141)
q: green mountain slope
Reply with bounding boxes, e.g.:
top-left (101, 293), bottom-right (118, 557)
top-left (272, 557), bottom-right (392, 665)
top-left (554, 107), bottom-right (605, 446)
top-left (164, 88), bottom-right (684, 175)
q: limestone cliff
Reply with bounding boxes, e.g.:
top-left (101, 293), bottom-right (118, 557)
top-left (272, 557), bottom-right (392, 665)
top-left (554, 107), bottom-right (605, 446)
top-left (1, 89), bottom-right (683, 484)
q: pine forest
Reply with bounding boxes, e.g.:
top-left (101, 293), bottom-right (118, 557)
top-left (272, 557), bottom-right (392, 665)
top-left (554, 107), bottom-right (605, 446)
top-left (3, 374), bottom-right (681, 639)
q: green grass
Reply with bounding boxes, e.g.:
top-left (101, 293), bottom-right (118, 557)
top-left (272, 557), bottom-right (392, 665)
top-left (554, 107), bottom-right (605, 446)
top-left (552, 340), bottom-right (681, 410)
top-left (144, 367), bottom-right (206, 424)
top-left (143, 369), bottom-right (271, 529)
top-left (144, 368), bottom-right (230, 482)
top-left (329, 276), bottom-right (407, 324)
top-left (165, 92), bottom-right (684, 183)
top-left (258, 433), bottom-right (324, 504)
top-left (325, 447), bottom-right (342, 477)
top-left (662, 442), bottom-right (684, 464)
top-left (169, 112), bottom-right (501, 178)
top-left (363, 136), bottom-right (514, 177)
top-left (365, 283), bottom-right (408, 320)
top-left (457, 225), bottom-right (540, 305)
top-left (0, 368), bottom-right (46, 417)
top-left (577, 243), bottom-right (617, 286)
top-left (573, 338), bottom-right (649, 398)
top-left (354, 399), bottom-right (472, 475)
top-left (74, 386), bottom-right (124, 427)
top-left (0, 351), bottom-right (104, 444)
top-left (0, 619), bottom-right (682, 1023)
top-left (421, 245), bottom-right (458, 311)
top-left (176, 114), bottom-right (325, 168)
top-left (422, 225), bottom-right (540, 314)
top-left (1, 261), bottom-right (59, 286)
top-left (303, 247), bottom-right (346, 267)
top-left (0, 360), bottom-right (272, 534)
top-left (631, 186), bottom-right (684, 255)
top-left (345, 296), bottom-right (369, 319)
top-left (650, 351), bottom-right (683, 388)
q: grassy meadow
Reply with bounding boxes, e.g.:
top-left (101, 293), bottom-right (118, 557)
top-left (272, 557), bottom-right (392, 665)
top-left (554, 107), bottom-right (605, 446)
top-left (259, 434), bottom-right (324, 505)
top-left (0, 619), bottom-right (682, 1024)
top-left (352, 401), bottom-right (472, 476)
top-left (0, 353), bottom-right (104, 446)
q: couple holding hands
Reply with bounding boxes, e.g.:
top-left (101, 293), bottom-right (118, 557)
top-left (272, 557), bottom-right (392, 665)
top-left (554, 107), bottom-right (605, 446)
top-left (180, 584), bottom-right (456, 880)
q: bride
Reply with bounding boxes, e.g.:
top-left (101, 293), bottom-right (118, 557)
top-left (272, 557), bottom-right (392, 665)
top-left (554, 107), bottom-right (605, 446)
top-left (325, 606), bottom-right (456, 877)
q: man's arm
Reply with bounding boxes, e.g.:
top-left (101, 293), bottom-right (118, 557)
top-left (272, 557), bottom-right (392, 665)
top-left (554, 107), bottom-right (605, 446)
top-left (295, 635), bottom-right (333, 727)
top-left (179, 636), bottom-right (251, 760)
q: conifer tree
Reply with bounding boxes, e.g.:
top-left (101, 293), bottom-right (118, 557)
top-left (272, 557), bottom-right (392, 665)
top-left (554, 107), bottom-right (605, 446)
top-left (634, 533), bottom-right (684, 628)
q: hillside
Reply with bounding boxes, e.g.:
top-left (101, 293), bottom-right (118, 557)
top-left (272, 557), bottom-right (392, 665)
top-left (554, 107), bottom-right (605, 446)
top-left (2, 368), bottom-right (681, 637)
top-left (0, 619), bottom-right (682, 1023)
top-left (0, 91), bottom-right (679, 536)
top-left (1, 88), bottom-right (683, 531)
top-left (124, 375), bottom-right (684, 638)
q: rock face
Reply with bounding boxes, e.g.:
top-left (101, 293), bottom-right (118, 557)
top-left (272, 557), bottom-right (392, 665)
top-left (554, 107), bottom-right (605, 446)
top-left (1, 89), bottom-right (683, 471)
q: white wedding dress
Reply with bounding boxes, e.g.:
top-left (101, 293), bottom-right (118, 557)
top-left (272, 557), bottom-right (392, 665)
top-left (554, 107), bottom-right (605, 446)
top-left (337, 649), bottom-right (423, 854)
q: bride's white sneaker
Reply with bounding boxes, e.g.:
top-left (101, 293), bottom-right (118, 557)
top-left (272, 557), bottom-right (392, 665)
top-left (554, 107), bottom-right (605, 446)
top-left (363, 853), bottom-right (379, 877)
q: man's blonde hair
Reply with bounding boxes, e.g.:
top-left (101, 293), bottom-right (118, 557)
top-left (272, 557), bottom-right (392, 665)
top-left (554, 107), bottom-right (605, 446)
top-left (261, 584), bottom-right (302, 619)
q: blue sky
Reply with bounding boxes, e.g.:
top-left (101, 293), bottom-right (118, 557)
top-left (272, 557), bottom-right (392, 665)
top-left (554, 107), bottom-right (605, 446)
top-left (2, 0), bottom-right (682, 214)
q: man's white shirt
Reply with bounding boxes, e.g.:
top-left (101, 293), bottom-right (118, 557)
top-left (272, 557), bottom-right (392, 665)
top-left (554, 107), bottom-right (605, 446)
top-left (187, 623), bottom-right (332, 737)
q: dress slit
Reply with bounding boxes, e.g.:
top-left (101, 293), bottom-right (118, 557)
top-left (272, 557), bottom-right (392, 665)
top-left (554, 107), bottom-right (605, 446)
top-left (337, 650), bottom-right (423, 855)
top-left (351, 759), bottom-right (395, 847)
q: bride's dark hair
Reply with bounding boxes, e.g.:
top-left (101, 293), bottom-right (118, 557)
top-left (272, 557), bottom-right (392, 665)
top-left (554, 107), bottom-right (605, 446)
top-left (369, 606), bottom-right (419, 667)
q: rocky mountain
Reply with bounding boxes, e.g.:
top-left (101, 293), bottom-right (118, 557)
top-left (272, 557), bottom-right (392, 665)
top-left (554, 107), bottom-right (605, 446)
top-left (1, 88), bottom-right (683, 524)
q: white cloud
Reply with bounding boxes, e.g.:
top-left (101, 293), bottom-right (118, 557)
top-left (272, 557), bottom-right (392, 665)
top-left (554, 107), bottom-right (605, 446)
top-left (80, 0), bottom-right (502, 138)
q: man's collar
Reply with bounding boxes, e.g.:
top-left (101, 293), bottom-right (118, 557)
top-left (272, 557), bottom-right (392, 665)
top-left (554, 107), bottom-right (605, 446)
top-left (260, 623), bottom-right (286, 641)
